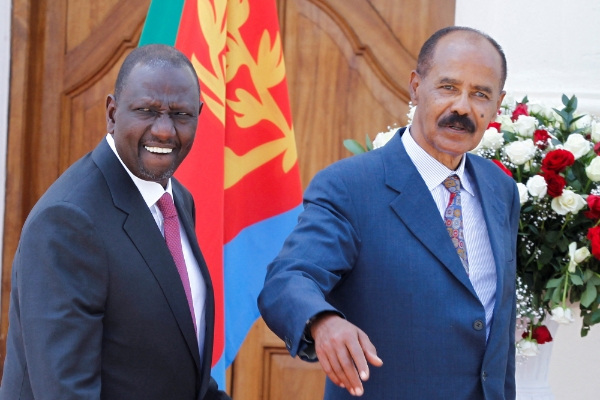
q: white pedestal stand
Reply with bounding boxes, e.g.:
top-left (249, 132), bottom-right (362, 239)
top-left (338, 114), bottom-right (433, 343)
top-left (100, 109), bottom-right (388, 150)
top-left (515, 320), bottom-right (559, 400)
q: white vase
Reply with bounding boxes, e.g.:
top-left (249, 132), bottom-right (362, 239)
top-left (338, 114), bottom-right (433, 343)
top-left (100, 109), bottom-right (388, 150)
top-left (515, 320), bottom-right (559, 400)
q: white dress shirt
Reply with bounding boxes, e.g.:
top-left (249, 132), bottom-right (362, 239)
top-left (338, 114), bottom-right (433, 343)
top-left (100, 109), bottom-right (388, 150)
top-left (106, 134), bottom-right (207, 360)
top-left (402, 128), bottom-right (497, 338)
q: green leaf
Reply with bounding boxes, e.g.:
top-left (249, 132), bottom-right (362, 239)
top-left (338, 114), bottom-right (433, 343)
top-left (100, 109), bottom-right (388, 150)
top-left (570, 274), bottom-right (584, 286)
top-left (528, 224), bottom-right (539, 235)
top-left (544, 287), bottom-right (554, 301)
top-left (538, 246), bottom-right (553, 264)
top-left (562, 94), bottom-right (570, 107)
top-left (343, 139), bottom-right (366, 155)
top-left (544, 231), bottom-right (561, 244)
top-left (546, 277), bottom-right (564, 288)
top-left (503, 131), bottom-right (517, 142)
top-left (592, 274), bottom-right (600, 285)
top-left (552, 284), bottom-right (564, 304)
top-left (570, 179), bottom-right (582, 191)
top-left (591, 309), bottom-right (600, 325)
top-left (584, 269), bottom-right (594, 282)
top-left (557, 237), bottom-right (569, 252)
top-left (365, 134), bottom-right (373, 151)
top-left (581, 281), bottom-right (598, 308)
top-left (521, 95), bottom-right (529, 104)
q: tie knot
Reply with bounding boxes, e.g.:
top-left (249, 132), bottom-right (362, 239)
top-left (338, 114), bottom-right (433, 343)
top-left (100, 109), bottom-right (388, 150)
top-left (443, 175), bottom-right (461, 194)
top-left (156, 192), bottom-right (178, 219)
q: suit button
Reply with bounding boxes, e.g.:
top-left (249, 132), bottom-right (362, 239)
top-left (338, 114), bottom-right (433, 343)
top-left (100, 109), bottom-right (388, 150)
top-left (284, 336), bottom-right (292, 349)
top-left (482, 371), bottom-right (488, 381)
top-left (473, 320), bottom-right (484, 331)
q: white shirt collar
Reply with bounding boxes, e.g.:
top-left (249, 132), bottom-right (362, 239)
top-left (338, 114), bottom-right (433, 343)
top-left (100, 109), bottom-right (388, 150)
top-left (401, 126), bottom-right (474, 196)
top-left (105, 134), bottom-right (173, 207)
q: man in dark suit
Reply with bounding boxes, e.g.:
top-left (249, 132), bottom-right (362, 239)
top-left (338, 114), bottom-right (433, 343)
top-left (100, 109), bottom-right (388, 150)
top-left (1, 44), bottom-right (230, 399)
top-left (259, 27), bottom-right (520, 399)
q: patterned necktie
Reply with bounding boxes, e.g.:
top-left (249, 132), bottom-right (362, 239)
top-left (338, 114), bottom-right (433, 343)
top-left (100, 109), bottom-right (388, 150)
top-left (443, 175), bottom-right (469, 275)
top-left (156, 192), bottom-right (197, 332)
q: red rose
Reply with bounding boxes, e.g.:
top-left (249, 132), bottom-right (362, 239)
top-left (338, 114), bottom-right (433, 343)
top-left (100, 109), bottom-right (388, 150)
top-left (521, 325), bottom-right (553, 344)
top-left (541, 149), bottom-right (575, 173)
top-left (585, 195), bottom-right (600, 220)
top-left (512, 103), bottom-right (529, 121)
top-left (488, 122), bottom-right (502, 132)
top-left (543, 171), bottom-right (566, 198)
top-left (587, 226), bottom-right (600, 260)
top-left (594, 142), bottom-right (600, 156)
top-left (533, 129), bottom-right (551, 149)
top-left (491, 160), bottom-right (513, 177)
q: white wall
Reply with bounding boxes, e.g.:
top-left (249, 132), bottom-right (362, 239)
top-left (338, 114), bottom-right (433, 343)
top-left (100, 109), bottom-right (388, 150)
top-left (456, 1), bottom-right (600, 399)
top-left (0, 0), bottom-right (11, 309)
top-left (456, 0), bottom-right (600, 115)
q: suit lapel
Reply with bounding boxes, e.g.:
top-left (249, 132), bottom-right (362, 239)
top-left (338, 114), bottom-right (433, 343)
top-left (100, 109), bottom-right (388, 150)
top-left (91, 140), bottom-right (202, 375)
top-left (172, 181), bottom-right (216, 396)
top-left (382, 128), bottom-right (478, 299)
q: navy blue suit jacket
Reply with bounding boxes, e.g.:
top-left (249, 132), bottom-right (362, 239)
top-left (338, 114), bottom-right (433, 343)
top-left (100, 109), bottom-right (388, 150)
top-left (259, 128), bottom-right (520, 399)
top-left (1, 139), bottom-right (228, 400)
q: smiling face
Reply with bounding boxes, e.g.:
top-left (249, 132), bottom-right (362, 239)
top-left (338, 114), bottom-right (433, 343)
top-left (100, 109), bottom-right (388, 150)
top-left (409, 31), bottom-right (505, 169)
top-left (106, 63), bottom-right (201, 187)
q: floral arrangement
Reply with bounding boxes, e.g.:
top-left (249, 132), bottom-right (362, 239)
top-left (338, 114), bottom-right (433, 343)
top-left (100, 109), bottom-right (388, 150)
top-left (345, 95), bottom-right (600, 357)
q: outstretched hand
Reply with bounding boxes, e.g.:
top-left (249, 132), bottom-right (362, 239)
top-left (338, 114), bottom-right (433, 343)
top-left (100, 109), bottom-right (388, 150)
top-left (310, 314), bottom-right (383, 397)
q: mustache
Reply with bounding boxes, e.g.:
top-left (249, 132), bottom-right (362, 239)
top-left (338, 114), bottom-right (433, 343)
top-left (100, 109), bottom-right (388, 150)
top-left (438, 113), bottom-right (476, 133)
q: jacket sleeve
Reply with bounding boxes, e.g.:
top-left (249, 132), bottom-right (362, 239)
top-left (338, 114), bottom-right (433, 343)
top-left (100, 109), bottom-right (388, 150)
top-left (14, 202), bottom-right (108, 399)
top-left (258, 166), bottom-right (359, 358)
top-left (201, 377), bottom-right (232, 400)
top-left (505, 180), bottom-right (520, 399)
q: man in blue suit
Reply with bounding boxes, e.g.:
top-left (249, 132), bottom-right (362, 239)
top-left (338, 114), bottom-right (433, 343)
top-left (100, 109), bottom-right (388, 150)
top-left (258, 27), bottom-right (519, 399)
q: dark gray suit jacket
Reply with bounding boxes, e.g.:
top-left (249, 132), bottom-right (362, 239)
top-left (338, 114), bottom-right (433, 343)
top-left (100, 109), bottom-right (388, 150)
top-left (1, 139), bottom-right (228, 399)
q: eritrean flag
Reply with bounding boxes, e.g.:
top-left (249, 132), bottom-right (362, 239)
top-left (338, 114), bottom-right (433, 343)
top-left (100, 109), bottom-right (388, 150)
top-left (139, 0), bottom-right (302, 387)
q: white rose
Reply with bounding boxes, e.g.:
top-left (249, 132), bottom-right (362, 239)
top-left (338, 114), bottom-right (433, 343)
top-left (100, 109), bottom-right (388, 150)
top-left (575, 246), bottom-right (590, 264)
top-left (495, 114), bottom-right (513, 132)
top-left (586, 157), bottom-right (600, 181)
top-left (550, 306), bottom-right (574, 325)
top-left (502, 93), bottom-right (515, 109)
top-left (372, 129), bottom-right (396, 149)
top-left (526, 175), bottom-right (547, 198)
top-left (567, 242), bottom-right (589, 273)
top-left (574, 113), bottom-right (592, 133)
top-left (517, 339), bottom-right (539, 357)
top-left (591, 121), bottom-right (600, 143)
top-left (512, 115), bottom-right (538, 137)
top-left (528, 101), bottom-right (555, 121)
top-left (517, 183), bottom-right (529, 204)
top-left (563, 133), bottom-right (592, 160)
top-left (551, 189), bottom-right (586, 215)
top-left (479, 127), bottom-right (504, 150)
top-left (504, 139), bottom-right (536, 165)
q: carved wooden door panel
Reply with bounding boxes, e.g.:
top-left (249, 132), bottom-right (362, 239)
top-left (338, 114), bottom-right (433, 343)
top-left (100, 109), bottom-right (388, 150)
top-left (3, 0), bottom-right (151, 372)
top-left (229, 0), bottom-right (455, 399)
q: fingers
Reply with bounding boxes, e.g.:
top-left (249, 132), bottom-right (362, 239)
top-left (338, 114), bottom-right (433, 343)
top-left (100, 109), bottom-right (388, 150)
top-left (358, 330), bottom-right (384, 369)
top-left (312, 315), bottom-right (382, 396)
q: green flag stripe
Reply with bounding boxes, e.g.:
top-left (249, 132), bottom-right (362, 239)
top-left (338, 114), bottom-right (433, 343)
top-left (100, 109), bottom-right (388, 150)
top-left (139, 0), bottom-right (185, 47)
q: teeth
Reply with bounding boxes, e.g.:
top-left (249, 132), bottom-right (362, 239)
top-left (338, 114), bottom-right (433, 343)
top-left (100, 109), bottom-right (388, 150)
top-left (145, 146), bottom-right (173, 154)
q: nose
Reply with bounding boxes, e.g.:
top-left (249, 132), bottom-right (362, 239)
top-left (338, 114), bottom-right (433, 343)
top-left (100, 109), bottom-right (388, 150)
top-left (451, 91), bottom-right (470, 116)
top-left (151, 113), bottom-right (176, 139)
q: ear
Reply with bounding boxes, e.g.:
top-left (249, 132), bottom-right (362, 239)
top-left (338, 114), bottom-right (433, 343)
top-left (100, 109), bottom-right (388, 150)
top-left (106, 95), bottom-right (117, 134)
top-left (496, 90), bottom-right (506, 113)
top-left (409, 71), bottom-right (421, 105)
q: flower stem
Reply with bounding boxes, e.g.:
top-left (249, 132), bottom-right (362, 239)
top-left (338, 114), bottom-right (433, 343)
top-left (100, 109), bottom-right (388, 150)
top-left (562, 273), bottom-right (570, 308)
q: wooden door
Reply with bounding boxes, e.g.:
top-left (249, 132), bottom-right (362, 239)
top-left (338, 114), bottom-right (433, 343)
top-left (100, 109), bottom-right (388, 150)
top-left (4, 0), bottom-right (454, 395)
top-left (3, 0), bottom-right (151, 372)
top-left (228, 0), bottom-right (455, 399)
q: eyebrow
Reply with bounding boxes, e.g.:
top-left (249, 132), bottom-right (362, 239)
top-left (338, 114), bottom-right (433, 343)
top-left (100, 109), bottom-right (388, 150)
top-left (439, 78), bottom-right (493, 95)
